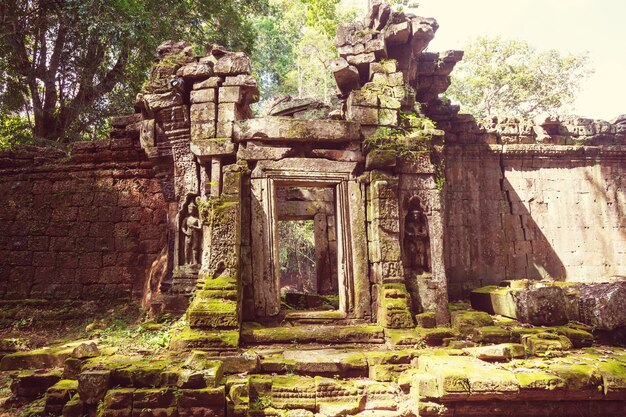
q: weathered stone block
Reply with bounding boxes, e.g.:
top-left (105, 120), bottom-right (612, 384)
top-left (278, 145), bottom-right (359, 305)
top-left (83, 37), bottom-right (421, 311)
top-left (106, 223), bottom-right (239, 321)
top-left (191, 138), bottom-right (235, 157)
top-left (177, 62), bottom-right (213, 80)
top-left (235, 117), bottom-right (361, 143)
top-left (521, 333), bottom-right (573, 356)
top-left (346, 104), bottom-right (379, 125)
top-left (190, 103), bottom-right (216, 123)
top-left (214, 52), bottom-right (251, 75)
top-left (379, 109), bottom-right (398, 126)
top-left (190, 122), bottom-right (216, 140)
top-left (190, 88), bottom-right (216, 104)
top-left (219, 86), bottom-right (243, 103)
top-left (330, 58), bottom-right (361, 96)
top-left (78, 369), bottom-right (110, 405)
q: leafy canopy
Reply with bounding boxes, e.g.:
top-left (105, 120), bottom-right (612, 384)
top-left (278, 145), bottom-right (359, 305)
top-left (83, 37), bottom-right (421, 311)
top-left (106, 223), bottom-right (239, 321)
top-left (446, 36), bottom-right (593, 118)
top-left (0, 0), bottom-right (267, 144)
top-left (251, 0), bottom-right (357, 108)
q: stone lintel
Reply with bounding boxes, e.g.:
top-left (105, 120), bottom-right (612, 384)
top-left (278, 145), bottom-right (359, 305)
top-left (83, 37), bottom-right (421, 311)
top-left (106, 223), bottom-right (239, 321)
top-left (234, 117), bottom-right (361, 143)
top-left (190, 138), bottom-right (236, 159)
top-left (251, 158), bottom-right (358, 180)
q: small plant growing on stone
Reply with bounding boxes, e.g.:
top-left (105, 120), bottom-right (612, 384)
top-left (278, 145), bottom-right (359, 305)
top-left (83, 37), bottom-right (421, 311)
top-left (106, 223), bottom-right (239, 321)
top-left (363, 112), bottom-right (437, 159)
top-left (250, 394), bottom-right (272, 411)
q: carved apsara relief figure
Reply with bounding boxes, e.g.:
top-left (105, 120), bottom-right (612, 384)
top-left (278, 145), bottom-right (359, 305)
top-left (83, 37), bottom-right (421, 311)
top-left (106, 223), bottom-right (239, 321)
top-left (403, 197), bottom-right (431, 273)
top-left (181, 201), bottom-right (202, 265)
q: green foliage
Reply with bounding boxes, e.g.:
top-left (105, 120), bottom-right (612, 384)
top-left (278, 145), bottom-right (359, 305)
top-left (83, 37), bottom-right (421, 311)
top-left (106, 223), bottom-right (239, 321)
top-left (446, 36), bottom-right (593, 118)
top-left (0, 0), bottom-right (267, 143)
top-left (97, 316), bottom-right (186, 353)
top-left (278, 220), bottom-right (315, 291)
top-left (363, 112), bottom-right (437, 158)
top-left (251, 0), bottom-right (358, 109)
top-left (0, 114), bottom-right (32, 150)
top-left (250, 394), bottom-right (272, 411)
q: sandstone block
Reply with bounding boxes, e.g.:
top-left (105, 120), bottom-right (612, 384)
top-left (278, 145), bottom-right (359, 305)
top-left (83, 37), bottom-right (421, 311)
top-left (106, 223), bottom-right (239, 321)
top-left (190, 122), bottom-right (216, 140)
top-left (177, 62), bottom-right (213, 80)
top-left (190, 103), bottom-right (216, 123)
top-left (346, 104), bottom-right (379, 125)
top-left (141, 91), bottom-right (182, 113)
top-left (384, 21), bottom-right (411, 46)
top-left (219, 86), bottom-right (243, 103)
top-left (78, 370), bottom-right (110, 405)
top-left (330, 58), bottom-right (361, 96)
top-left (193, 77), bottom-right (222, 89)
top-left (515, 286), bottom-right (568, 326)
top-left (214, 52), bottom-right (251, 75)
top-left (190, 88), bottom-right (216, 104)
top-left (378, 108), bottom-right (398, 126)
top-left (235, 117), bottom-right (361, 143)
top-left (190, 138), bottom-right (235, 157)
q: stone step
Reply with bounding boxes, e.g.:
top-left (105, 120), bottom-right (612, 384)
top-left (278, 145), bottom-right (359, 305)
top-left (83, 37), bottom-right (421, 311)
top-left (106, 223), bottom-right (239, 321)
top-left (169, 328), bottom-right (240, 352)
top-left (0, 341), bottom-right (85, 371)
top-left (187, 297), bottom-right (239, 329)
top-left (257, 348), bottom-right (369, 377)
top-left (240, 324), bottom-right (385, 345)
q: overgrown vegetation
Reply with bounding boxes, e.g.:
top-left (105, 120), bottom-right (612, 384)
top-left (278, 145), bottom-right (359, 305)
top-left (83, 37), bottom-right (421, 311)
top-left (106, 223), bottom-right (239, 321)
top-left (446, 36), bottom-right (593, 118)
top-left (97, 316), bottom-right (186, 353)
top-left (363, 112), bottom-right (437, 158)
top-left (0, 0), bottom-right (268, 145)
top-left (278, 220), bottom-right (316, 293)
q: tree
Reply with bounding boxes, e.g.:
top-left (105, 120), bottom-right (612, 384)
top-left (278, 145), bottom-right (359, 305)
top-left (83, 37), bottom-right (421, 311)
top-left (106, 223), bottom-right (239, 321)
top-left (251, 0), bottom-right (357, 107)
top-left (0, 0), bottom-right (266, 143)
top-left (446, 36), bottom-right (593, 118)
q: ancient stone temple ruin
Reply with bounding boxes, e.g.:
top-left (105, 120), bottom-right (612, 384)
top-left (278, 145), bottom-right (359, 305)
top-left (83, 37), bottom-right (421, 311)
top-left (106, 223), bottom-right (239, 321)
top-left (0, 2), bottom-right (625, 417)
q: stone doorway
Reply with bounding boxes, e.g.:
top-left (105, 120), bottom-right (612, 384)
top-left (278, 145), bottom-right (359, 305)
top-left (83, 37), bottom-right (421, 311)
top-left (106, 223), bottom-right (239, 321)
top-left (249, 159), bottom-right (369, 319)
top-left (276, 186), bottom-right (339, 312)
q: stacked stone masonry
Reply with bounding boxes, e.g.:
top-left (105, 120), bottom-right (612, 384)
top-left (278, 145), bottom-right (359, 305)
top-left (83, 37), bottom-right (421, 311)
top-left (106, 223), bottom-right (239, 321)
top-left (0, 120), bottom-right (166, 301)
top-left (0, 2), bottom-right (625, 417)
top-left (442, 115), bottom-right (626, 298)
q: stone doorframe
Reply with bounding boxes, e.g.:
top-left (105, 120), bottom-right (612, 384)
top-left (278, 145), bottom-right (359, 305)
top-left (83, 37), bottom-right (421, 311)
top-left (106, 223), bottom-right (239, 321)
top-left (250, 158), bottom-right (370, 319)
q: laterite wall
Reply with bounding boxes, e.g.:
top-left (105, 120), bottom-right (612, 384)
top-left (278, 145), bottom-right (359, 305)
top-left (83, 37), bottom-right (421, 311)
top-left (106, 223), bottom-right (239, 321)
top-left (0, 135), bottom-right (166, 301)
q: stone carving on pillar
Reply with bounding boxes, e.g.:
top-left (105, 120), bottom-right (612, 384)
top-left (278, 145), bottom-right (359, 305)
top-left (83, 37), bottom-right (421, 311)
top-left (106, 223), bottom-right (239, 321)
top-left (403, 197), bottom-right (431, 274)
top-left (181, 199), bottom-right (202, 266)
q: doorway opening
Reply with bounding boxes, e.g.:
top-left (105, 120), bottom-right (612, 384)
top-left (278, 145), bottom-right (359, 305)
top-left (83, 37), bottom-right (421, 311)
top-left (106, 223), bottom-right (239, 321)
top-left (276, 186), bottom-right (339, 311)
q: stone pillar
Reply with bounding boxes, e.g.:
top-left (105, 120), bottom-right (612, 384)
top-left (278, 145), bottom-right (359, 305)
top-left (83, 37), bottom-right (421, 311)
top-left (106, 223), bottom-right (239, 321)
top-left (368, 175), bottom-right (414, 328)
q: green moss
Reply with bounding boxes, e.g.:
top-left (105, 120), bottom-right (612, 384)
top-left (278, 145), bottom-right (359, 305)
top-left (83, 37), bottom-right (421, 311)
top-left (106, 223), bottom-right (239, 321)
top-left (363, 111), bottom-right (437, 160)
top-left (49, 379), bottom-right (79, 391)
top-left (198, 196), bottom-right (239, 226)
top-left (451, 310), bottom-right (494, 335)
top-left (170, 328), bottom-right (239, 351)
top-left (514, 371), bottom-right (566, 390)
top-left (241, 324), bottom-right (384, 345)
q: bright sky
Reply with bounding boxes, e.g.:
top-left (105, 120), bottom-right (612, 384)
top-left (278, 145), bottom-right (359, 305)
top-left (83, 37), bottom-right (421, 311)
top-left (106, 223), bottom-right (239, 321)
top-left (344, 0), bottom-right (626, 121)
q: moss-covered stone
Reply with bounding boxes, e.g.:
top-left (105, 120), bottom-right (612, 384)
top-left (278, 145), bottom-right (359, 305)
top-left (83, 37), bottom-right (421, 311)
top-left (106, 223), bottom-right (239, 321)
top-left (553, 325), bottom-right (594, 348)
top-left (187, 297), bottom-right (239, 329)
top-left (1, 343), bottom-right (77, 370)
top-left (451, 310), bottom-right (494, 336)
top-left (417, 355), bottom-right (519, 400)
top-left (415, 311), bottom-right (437, 328)
top-left (463, 343), bottom-right (526, 361)
top-left (514, 370), bottom-right (567, 397)
top-left (369, 363), bottom-right (408, 382)
top-left (521, 333), bottom-right (573, 356)
top-left (240, 324), bottom-right (384, 345)
top-left (11, 368), bottom-right (63, 400)
top-left (472, 326), bottom-right (513, 344)
top-left (547, 362), bottom-right (604, 399)
top-left (170, 328), bottom-right (240, 352)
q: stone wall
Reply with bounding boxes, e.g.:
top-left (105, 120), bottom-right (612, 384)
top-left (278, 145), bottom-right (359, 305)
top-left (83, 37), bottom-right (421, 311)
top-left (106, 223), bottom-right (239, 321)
top-left (0, 129), bottom-right (166, 302)
top-left (443, 115), bottom-right (626, 299)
